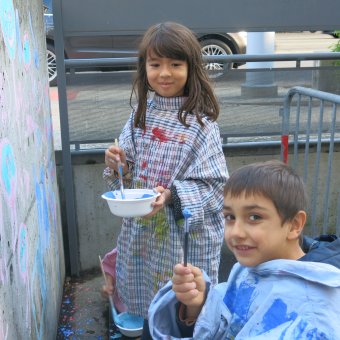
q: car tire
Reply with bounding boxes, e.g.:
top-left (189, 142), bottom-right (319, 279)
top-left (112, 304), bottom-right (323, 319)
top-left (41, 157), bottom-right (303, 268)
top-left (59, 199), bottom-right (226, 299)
top-left (47, 42), bottom-right (57, 86)
top-left (200, 39), bottom-right (233, 79)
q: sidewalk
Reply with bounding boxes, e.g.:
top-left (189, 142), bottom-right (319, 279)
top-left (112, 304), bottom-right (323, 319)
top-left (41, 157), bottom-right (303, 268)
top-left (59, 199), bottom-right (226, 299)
top-left (56, 268), bottom-right (144, 340)
top-left (56, 269), bottom-right (109, 339)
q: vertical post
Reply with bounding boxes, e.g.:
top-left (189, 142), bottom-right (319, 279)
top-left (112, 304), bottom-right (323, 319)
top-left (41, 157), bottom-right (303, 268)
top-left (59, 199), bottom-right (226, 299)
top-left (52, 0), bottom-right (79, 276)
top-left (241, 32), bottom-right (278, 98)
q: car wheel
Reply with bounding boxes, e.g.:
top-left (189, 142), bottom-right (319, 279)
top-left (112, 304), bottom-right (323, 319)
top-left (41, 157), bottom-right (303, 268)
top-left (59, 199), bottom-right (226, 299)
top-left (200, 39), bottom-right (233, 79)
top-left (47, 43), bottom-right (57, 86)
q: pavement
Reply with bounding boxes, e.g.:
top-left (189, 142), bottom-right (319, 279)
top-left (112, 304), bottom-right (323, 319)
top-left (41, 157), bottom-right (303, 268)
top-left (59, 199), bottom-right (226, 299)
top-left (56, 269), bottom-right (109, 340)
top-left (56, 268), bottom-right (144, 340)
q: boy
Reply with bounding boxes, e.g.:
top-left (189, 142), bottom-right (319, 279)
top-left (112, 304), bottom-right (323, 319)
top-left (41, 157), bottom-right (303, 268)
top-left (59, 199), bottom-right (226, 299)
top-left (148, 160), bottom-right (340, 339)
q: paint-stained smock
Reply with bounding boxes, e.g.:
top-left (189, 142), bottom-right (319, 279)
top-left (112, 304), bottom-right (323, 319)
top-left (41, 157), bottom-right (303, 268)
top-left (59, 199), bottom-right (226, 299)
top-left (103, 95), bottom-right (228, 318)
top-left (148, 259), bottom-right (340, 339)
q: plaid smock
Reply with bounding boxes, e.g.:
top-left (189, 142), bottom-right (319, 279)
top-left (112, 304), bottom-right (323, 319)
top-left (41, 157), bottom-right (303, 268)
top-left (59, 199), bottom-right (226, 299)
top-left (103, 94), bottom-right (228, 318)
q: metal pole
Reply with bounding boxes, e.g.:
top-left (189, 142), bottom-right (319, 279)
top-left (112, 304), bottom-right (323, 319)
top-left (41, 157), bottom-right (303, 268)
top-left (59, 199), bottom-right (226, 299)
top-left (52, 0), bottom-right (79, 276)
top-left (241, 32), bottom-right (278, 98)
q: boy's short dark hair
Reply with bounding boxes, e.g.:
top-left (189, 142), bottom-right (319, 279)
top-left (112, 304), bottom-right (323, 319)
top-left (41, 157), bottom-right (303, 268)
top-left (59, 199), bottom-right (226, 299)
top-left (224, 160), bottom-right (308, 224)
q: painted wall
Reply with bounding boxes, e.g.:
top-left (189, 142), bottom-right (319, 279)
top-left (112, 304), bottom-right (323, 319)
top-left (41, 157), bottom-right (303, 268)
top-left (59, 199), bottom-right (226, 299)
top-left (0, 0), bottom-right (65, 339)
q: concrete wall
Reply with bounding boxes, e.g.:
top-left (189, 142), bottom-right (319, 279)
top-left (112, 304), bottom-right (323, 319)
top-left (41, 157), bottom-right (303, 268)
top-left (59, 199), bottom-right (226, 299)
top-left (60, 143), bottom-right (340, 273)
top-left (0, 0), bottom-right (65, 339)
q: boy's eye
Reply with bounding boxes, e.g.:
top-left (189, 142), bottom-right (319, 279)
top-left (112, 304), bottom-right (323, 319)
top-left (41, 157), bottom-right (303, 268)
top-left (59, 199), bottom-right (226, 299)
top-left (249, 214), bottom-right (261, 221)
top-left (224, 214), bottom-right (235, 222)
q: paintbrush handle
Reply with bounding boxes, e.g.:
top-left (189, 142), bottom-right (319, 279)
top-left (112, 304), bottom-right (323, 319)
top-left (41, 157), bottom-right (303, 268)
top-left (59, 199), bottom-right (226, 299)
top-left (118, 163), bottom-right (125, 199)
top-left (184, 232), bottom-right (189, 267)
top-left (99, 255), bottom-right (118, 319)
top-left (114, 139), bottom-right (125, 199)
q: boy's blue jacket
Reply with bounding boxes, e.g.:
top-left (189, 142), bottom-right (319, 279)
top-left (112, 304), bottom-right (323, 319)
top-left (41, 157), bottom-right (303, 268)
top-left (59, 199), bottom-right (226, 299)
top-left (300, 234), bottom-right (340, 268)
top-left (148, 259), bottom-right (340, 339)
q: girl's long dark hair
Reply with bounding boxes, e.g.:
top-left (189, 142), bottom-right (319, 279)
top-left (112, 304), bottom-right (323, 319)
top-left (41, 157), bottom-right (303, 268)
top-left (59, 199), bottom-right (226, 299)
top-left (130, 21), bottom-right (220, 129)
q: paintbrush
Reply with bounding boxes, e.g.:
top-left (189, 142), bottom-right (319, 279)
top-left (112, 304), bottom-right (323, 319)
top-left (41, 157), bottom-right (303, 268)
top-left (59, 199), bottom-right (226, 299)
top-left (114, 138), bottom-right (125, 199)
top-left (98, 255), bottom-right (119, 321)
top-left (182, 208), bottom-right (192, 266)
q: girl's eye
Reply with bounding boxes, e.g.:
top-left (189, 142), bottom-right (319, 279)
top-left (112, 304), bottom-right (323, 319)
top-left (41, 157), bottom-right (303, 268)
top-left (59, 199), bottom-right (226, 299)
top-left (249, 214), bottom-right (261, 221)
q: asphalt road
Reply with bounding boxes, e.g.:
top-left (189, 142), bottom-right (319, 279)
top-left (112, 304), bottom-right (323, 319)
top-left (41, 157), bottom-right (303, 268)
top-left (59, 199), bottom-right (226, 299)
top-left (50, 32), bottom-right (339, 150)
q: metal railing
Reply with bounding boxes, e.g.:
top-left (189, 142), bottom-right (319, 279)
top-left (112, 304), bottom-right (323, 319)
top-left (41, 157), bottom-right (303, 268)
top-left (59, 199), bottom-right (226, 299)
top-left (63, 51), bottom-right (340, 146)
top-left (281, 86), bottom-right (340, 236)
top-left (64, 52), bottom-right (340, 69)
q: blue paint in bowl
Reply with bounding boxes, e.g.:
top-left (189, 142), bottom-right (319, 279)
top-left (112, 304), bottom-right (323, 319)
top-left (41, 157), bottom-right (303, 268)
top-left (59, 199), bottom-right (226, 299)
top-left (103, 190), bottom-right (157, 200)
top-left (137, 193), bottom-right (154, 199)
top-left (114, 310), bottom-right (144, 337)
top-left (104, 191), bottom-right (116, 199)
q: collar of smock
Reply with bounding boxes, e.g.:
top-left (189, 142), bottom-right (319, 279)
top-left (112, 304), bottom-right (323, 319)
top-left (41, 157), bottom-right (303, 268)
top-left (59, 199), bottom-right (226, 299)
top-left (152, 94), bottom-right (187, 110)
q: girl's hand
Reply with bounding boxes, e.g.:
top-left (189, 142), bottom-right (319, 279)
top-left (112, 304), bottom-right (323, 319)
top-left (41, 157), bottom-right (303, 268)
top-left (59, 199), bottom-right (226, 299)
top-left (100, 273), bottom-right (115, 299)
top-left (105, 145), bottom-right (128, 174)
top-left (172, 263), bottom-right (206, 319)
top-left (143, 186), bottom-right (171, 218)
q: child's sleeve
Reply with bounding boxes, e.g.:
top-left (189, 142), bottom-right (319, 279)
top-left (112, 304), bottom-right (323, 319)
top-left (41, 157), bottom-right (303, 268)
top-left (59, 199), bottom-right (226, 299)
top-left (171, 122), bottom-right (228, 229)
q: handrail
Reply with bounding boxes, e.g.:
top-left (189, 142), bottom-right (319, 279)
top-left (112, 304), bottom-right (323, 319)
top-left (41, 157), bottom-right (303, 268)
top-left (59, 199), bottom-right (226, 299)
top-left (64, 52), bottom-right (340, 68)
top-left (284, 86), bottom-right (340, 105)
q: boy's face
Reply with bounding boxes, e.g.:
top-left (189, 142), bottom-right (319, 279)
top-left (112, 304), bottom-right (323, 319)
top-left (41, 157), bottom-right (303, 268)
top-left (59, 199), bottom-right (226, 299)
top-left (223, 192), bottom-right (298, 267)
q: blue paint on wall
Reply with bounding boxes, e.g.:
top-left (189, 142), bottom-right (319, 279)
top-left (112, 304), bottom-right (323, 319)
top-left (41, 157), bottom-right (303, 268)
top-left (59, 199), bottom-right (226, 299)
top-left (1, 142), bottom-right (16, 195)
top-left (0, 0), bottom-right (17, 59)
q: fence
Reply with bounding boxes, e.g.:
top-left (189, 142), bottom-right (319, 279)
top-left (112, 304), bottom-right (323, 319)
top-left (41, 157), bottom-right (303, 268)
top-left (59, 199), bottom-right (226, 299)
top-left (281, 86), bottom-right (340, 236)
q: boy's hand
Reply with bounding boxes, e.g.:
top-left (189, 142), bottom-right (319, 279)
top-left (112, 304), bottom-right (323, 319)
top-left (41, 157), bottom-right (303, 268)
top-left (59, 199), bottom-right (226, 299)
top-left (172, 264), bottom-right (206, 319)
top-left (100, 273), bottom-right (114, 299)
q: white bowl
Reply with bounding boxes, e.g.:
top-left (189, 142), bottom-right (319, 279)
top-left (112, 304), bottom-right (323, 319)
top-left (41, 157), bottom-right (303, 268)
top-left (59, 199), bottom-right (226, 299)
top-left (102, 189), bottom-right (160, 218)
top-left (118, 324), bottom-right (143, 337)
top-left (111, 309), bottom-right (144, 337)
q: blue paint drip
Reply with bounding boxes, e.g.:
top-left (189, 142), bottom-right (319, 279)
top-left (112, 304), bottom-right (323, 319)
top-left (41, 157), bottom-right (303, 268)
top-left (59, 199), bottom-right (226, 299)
top-left (34, 166), bottom-right (51, 250)
top-left (19, 225), bottom-right (28, 275)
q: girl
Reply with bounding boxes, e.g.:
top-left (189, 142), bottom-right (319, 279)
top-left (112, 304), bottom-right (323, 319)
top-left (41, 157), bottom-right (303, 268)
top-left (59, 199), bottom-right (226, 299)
top-left (102, 21), bottom-right (228, 339)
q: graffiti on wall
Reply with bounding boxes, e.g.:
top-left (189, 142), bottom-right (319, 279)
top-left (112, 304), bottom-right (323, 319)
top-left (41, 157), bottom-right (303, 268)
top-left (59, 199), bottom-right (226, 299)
top-left (0, 0), bottom-right (63, 338)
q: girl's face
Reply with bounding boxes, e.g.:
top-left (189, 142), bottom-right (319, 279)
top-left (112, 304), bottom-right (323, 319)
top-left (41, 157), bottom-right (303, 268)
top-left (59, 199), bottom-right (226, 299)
top-left (223, 192), bottom-right (298, 267)
top-left (146, 50), bottom-right (188, 97)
